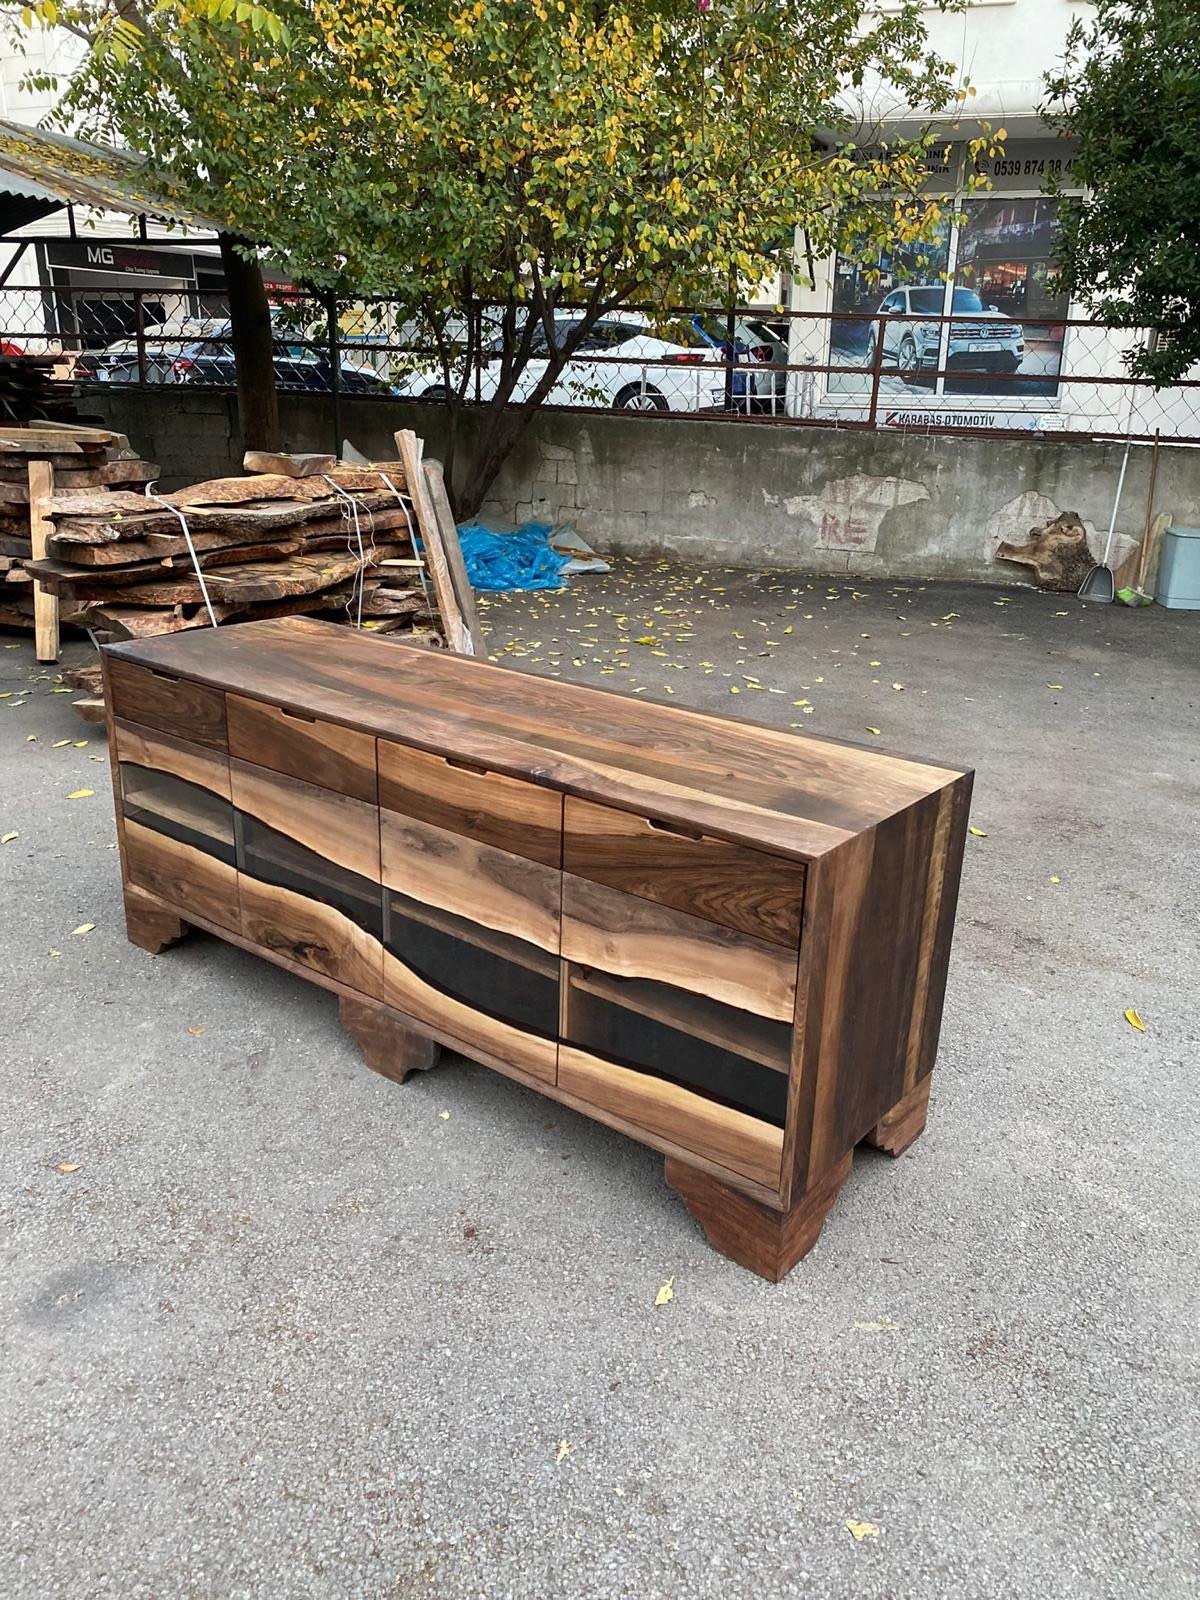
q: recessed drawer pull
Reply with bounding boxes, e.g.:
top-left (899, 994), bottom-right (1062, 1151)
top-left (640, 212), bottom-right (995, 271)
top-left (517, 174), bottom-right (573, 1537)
top-left (150, 669), bottom-right (178, 683)
top-left (647, 817), bottom-right (704, 841)
top-left (444, 755), bottom-right (488, 776)
top-left (278, 707), bottom-right (317, 723)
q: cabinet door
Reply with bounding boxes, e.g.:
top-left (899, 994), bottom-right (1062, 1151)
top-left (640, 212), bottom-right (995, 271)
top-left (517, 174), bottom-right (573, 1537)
top-left (563, 796), bottom-right (805, 947)
top-left (379, 808), bottom-right (561, 1085)
top-left (231, 758), bottom-right (382, 997)
top-left (115, 720), bottom-right (240, 933)
top-left (227, 694), bottom-right (377, 803)
top-left (559, 875), bottom-right (795, 1188)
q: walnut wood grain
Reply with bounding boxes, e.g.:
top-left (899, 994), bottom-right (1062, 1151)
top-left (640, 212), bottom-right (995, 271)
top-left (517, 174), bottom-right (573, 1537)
top-left (562, 874), bottom-right (797, 1024)
top-left (122, 884), bottom-right (188, 954)
top-left (339, 994), bottom-right (441, 1084)
top-left (107, 658), bottom-right (227, 749)
top-left (230, 758), bottom-right (380, 882)
top-left (666, 1151), bottom-right (852, 1281)
top-left (123, 818), bottom-right (240, 933)
top-left (381, 809), bottom-right (560, 956)
top-left (378, 738), bottom-right (562, 867)
top-left (114, 719), bottom-right (232, 799)
top-left (239, 873), bottom-right (382, 997)
top-left (105, 619), bottom-right (968, 863)
top-left (227, 693), bottom-right (377, 803)
top-left (564, 795), bottom-right (805, 947)
top-left (862, 1074), bottom-right (931, 1157)
top-left (559, 1045), bottom-right (783, 1189)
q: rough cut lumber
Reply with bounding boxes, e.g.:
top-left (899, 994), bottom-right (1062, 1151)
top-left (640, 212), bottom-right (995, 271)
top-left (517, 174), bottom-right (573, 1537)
top-left (424, 457), bottom-right (479, 643)
top-left (395, 429), bottom-right (473, 655)
top-left (243, 450), bottom-right (337, 478)
top-left (0, 460), bottom-right (158, 494)
top-left (997, 512), bottom-right (1096, 592)
top-left (27, 458), bottom-right (59, 662)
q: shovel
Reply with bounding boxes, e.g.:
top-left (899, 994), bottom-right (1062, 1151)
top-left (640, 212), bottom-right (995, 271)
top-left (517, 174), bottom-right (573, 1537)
top-left (1079, 437), bottom-right (1132, 602)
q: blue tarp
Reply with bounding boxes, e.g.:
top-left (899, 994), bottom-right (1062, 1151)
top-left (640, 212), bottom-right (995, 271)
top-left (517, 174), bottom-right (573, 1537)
top-left (455, 519), bottom-right (571, 592)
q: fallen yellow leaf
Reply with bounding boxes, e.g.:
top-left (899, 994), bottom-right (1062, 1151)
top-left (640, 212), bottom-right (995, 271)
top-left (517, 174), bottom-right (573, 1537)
top-left (0, 831), bottom-right (16, 844)
top-left (555, 1440), bottom-right (572, 1463)
top-left (968, 826), bottom-right (988, 838)
top-left (52, 738), bottom-right (70, 748)
top-left (55, 1161), bottom-right (82, 1174)
top-left (891, 682), bottom-right (905, 691)
top-left (1046, 683), bottom-right (1063, 690)
top-left (635, 636), bottom-right (656, 645)
top-left (1049, 875), bottom-right (1061, 885)
top-left (866, 727), bottom-right (881, 736)
top-left (846, 1519), bottom-right (880, 1542)
top-left (1124, 1008), bottom-right (1146, 1033)
top-left (853, 1317), bottom-right (899, 1333)
top-left (71, 923), bottom-right (95, 937)
top-left (187, 1025), bottom-right (205, 1036)
top-left (67, 789), bottom-right (94, 801)
top-left (438, 1109), bottom-right (451, 1120)
top-left (655, 1276), bottom-right (675, 1307)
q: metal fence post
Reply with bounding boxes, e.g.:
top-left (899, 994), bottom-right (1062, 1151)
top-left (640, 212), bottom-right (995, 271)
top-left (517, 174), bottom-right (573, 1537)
top-left (723, 307), bottom-right (736, 413)
top-left (325, 289), bottom-right (342, 458)
top-left (866, 313), bottom-right (888, 429)
top-left (134, 290), bottom-right (147, 386)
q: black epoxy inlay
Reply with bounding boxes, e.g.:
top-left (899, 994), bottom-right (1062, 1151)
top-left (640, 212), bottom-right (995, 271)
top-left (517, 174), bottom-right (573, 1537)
top-left (237, 813), bottom-right (383, 940)
top-left (119, 763), bottom-right (236, 867)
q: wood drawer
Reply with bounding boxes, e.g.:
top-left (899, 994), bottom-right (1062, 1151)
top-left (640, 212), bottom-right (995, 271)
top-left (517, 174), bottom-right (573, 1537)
top-left (559, 1046), bottom-right (784, 1190)
top-left (106, 658), bottom-right (226, 750)
top-left (226, 693), bottom-right (377, 803)
top-left (563, 796), bottom-right (805, 948)
top-left (378, 739), bottom-right (562, 868)
top-left (380, 808), bottom-right (561, 1084)
top-left (231, 759), bottom-right (382, 997)
top-left (562, 875), bottom-right (796, 1023)
top-left (114, 721), bottom-right (239, 933)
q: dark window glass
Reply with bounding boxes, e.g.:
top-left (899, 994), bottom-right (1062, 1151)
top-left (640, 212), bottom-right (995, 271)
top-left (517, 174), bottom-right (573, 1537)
top-left (120, 764), bottom-right (235, 865)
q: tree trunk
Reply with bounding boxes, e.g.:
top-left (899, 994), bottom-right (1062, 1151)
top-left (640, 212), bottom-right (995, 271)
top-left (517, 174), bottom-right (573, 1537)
top-left (219, 233), bottom-right (280, 453)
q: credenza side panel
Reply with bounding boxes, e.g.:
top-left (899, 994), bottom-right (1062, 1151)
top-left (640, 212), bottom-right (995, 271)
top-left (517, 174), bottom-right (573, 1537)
top-left (783, 777), bottom-right (972, 1205)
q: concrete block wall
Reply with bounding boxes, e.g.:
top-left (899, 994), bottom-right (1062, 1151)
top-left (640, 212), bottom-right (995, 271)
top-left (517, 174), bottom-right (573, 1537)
top-left (90, 387), bottom-right (1200, 582)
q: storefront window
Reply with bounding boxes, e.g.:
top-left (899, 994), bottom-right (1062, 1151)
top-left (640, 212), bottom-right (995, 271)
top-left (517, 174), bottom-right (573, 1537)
top-left (826, 187), bottom-right (1068, 403)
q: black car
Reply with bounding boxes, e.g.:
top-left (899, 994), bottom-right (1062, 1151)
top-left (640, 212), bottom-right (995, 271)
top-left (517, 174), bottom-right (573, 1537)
top-left (170, 333), bottom-right (398, 394)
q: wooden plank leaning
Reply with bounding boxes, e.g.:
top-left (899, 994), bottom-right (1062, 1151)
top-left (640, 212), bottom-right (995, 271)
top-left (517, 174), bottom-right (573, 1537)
top-left (27, 457), bottom-right (59, 663)
top-left (393, 429), bottom-right (474, 655)
top-left (422, 457), bottom-right (480, 644)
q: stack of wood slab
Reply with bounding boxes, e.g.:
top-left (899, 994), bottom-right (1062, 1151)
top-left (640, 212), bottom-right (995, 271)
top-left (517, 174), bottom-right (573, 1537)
top-left (25, 456), bottom-right (433, 646)
top-left (0, 422), bottom-right (158, 640)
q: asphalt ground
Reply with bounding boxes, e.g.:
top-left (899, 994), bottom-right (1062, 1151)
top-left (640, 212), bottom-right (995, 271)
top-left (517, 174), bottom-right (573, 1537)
top-left (2, 563), bottom-right (1197, 1599)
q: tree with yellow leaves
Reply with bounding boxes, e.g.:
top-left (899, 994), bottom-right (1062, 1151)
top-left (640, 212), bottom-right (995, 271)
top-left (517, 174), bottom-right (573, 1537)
top-left (25, 0), bottom-right (983, 511)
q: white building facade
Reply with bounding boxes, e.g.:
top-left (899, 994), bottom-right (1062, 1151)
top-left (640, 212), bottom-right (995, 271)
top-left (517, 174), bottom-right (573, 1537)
top-left (788, 0), bottom-right (1197, 442)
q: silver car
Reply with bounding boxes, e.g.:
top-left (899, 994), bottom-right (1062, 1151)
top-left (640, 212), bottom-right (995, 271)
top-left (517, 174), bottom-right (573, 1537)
top-left (865, 286), bottom-right (1024, 377)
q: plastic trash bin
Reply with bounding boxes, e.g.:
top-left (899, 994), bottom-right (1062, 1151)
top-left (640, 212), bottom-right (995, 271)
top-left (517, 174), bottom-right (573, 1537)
top-left (1155, 526), bottom-right (1200, 610)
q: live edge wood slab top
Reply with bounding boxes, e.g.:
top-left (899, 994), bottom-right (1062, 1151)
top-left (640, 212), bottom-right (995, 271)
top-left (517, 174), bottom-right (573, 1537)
top-left (105, 615), bottom-right (974, 1281)
top-left (105, 616), bottom-right (967, 863)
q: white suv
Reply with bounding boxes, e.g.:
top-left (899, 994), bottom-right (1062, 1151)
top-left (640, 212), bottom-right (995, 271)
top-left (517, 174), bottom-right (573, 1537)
top-left (865, 286), bottom-right (1024, 377)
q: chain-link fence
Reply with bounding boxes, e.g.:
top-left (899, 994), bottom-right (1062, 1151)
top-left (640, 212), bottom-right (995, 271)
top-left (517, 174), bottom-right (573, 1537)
top-left (3, 284), bottom-right (1196, 443)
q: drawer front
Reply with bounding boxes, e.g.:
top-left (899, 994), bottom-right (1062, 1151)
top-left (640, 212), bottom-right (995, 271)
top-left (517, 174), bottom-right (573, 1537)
top-left (564, 796), bottom-right (805, 948)
top-left (226, 693), bottom-right (377, 803)
top-left (114, 721), bottom-right (239, 932)
top-left (231, 759), bottom-right (382, 997)
top-left (560, 875), bottom-right (794, 1166)
top-left (380, 808), bottom-right (559, 1084)
top-left (558, 1047), bottom-right (784, 1190)
top-left (378, 739), bottom-right (562, 868)
top-left (107, 658), bottom-right (227, 750)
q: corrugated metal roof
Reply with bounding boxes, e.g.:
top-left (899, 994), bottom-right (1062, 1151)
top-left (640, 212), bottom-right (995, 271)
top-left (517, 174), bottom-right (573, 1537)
top-left (0, 119), bottom-right (223, 232)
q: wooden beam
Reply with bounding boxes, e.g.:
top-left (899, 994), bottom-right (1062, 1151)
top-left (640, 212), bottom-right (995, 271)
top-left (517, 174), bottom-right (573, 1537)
top-left (423, 457), bottom-right (480, 646)
top-left (27, 458), bottom-right (59, 662)
top-left (393, 429), bottom-right (473, 654)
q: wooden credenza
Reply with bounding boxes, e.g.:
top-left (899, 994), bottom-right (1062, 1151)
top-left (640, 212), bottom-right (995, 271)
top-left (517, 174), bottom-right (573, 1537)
top-left (102, 617), bottom-right (972, 1280)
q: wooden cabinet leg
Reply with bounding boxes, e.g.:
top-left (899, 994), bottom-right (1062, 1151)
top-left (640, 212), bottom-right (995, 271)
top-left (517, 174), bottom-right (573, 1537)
top-left (665, 1152), bottom-right (853, 1282)
top-left (861, 1074), bottom-right (931, 1157)
top-left (123, 887), bottom-right (188, 954)
top-left (339, 995), bottom-right (442, 1085)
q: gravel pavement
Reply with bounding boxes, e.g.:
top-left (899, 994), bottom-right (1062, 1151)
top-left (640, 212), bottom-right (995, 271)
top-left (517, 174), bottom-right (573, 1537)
top-left (2, 564), bottom-right (1197, 1599)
